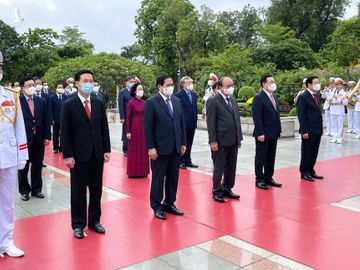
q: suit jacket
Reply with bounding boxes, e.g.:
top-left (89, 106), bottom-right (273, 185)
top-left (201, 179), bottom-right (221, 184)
top-left (60, 95), bottom-right (111, 162)
top-left (91, 91), bottom-right (106, 104)
top-left (297, 90), bottom-right (323, 136)
top-left (51, 93), bottom-right (68, 125)
top-left (175, 89), bottom-right (198, 130)
top-left (252, 91), bottom-right (282, 139)
top-left (20, 95), bottom-right (51, 145)
top-left (144, 93), bottom-right (186, 155)
top-left (35, 92), bottom-right (52, 124)
top-left (206, 93), bottom-right (243, 147)
top-left (118, 87), bottom-right (132, 120)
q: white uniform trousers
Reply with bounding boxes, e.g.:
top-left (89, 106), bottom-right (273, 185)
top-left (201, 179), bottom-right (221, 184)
top-left (0, 166), bottom-right (17, 252)
top-left (354, 111), bottom-right (360, 134)
top-left (347, 109), bottom-right (355, 131)
top-left (330, 114), bottom-right (344, 139)
top-left (325, 110), bottom-right (332, 134)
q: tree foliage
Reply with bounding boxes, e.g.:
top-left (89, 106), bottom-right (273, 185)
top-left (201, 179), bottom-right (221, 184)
top-left (268, 0), bottom-right (350, 52)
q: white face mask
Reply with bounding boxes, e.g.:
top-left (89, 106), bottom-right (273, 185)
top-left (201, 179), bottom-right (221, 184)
top-left (43, 86), bottom-right (49, 90)
top-left (208, 80), bottom-right (213, 86)
top-left (313, 83), bottom-right (321, 92)
top-left (224, 87), bottom-right (234, 96)
top-left (0, 73), bottom-right (3, 82)
top-left (136, 90), bottom-right (144, 98)
top-left (15, 86), bottom-right (21, 92)
top-left (35, 85), bottom-right (42, 92)
top-left (93, 86), bottom-right (100, 93)
top-left (186, 84), bottom-right (194, 91)
top-left (163, 86), bottom-right (174, 96)
top-left (57, 88), bottom-right (65, 94)
top-left (268, 83), bottom-right (277, 92)
top-left (69, 83), bottom-right (74, 87)
top-left (25, 86), bottom-right (36, 96)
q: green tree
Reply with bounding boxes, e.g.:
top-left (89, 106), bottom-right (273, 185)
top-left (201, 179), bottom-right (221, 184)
top-left (327, 17), bottom-right (360, 67)
top-left (120, 43), bottom-right (145, 62)
top-left (43, 53), bottom-right (157, 105)
top-left (218, 5), bottom-right (263, 48)
top-left (20, 28), bottom-right (61, 77)
top-left (58, 26), bottom-right (94, 58)
top-left (0, 20), bottom-right (23, 82)
top-left (135, 0), bottom-right (195, 76)
top-left (252, 23), bottom-right (317, 71)
top-left (268, 0), bottom-right (350, 52)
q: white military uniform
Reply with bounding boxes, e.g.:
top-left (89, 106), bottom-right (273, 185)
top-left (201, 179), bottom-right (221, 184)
top-left (0, 86), bottom-right (28, 255)
top-left (346, 90), bottom-right (356, 133)
top-left (322, 87), bottom-right (334, 135)
top-left (354, 93), bottom-right (360, 138)
top-left (329, 88), bottom-right (348, 143)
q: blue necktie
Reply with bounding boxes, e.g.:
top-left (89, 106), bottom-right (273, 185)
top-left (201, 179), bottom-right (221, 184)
top-left (187, 92), bottom-right (192, 104)
top-left (226, 97), bottom-right (232, 108)
top-left (166, 98), bottom-right (173, 116)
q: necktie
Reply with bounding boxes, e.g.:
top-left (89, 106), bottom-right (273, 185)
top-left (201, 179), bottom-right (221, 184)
top-left (187, 92), bottom-right (192, 104)
top-left (28, 97), bottom-right (34, 117)
top-left (226, 97), bottom-right (232, 108)
top-left (166, 98), bottom-right (173, 116)
top-left (313, 94), bottom-right (319, 106)
top-left (270, 94), bottom-right (277, 111)
top-left (84, 100), bottom-right (91, 119)
top-left (59, 94), bottom-right (62, 101)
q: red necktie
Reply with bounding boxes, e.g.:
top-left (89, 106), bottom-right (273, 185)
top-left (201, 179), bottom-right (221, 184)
top-left (28, 97), bottom-right (34, 117)
top-left (84, 100), bottom-right (91, 119)
top-left (313, 94), bottom-right (319, 106)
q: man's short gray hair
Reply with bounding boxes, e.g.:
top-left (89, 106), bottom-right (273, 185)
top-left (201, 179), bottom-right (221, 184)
top-left (180, 76), bottom-right (192, 88)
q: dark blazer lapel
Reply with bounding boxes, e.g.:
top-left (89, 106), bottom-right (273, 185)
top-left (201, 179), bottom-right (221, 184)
top-left (217, 94), bottom-right (233, 114)
top-left (157, 94), bottom-right (173, 119)
top-left (260, 91), bottom-right (277, 112)
top-left (21, 96), bottom-right (32, 119)
top-left (34, 97), bottom-right (40, 119)
top-left (90, 97), bottom-right (98, 122)
top-left (75, 96), bottom-right (91, 122)
top-left (182, 89), bottom-right (192, 105)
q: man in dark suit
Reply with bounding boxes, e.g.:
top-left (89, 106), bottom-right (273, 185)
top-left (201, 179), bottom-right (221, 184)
top-left (91, 80), bottom-right (106, 104)
top-left (118, 76), bottom-right (136, 156)
top-left (297, 76), bottom-right (324, 181)
top-left (175, 76), bottom-right (198, 169)
top-left (18, 76), bottom-right (51, 201)
top-left (252, 75), bottom-right (283, 190)
top-left (206, 77), bottom-right (243, 203)
top-left (144, 75), bottom-right (186, 220)
top-left (61, 70), bottom-right (111, 239)
top-left (50, 82), bottom-right (67, 153)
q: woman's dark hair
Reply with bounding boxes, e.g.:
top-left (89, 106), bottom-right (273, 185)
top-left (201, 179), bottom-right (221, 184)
top-left (130, 83), bottom-right (142, 97)
top-left (212, 81), bottom-right (219, 91)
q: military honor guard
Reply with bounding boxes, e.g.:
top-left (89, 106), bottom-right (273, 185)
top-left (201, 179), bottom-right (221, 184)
top-left (351, 80), bottom-right (360, 139)
top-left (321, 77), bottom-right (335, 136)
top-left (0, 51), bottom-right (28, 257)
top-left (329, 78), bottom-right (348, 144)
top-left (346, 81), bottom-right (358, 135)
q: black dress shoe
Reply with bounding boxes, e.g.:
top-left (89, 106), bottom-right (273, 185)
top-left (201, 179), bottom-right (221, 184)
top-left (20, 194), bottom-right (29, 201)
top-left (164, 205), bottom-right (184, 216)
top-left (31, 192), bottom-right (45, 199)
top-left (256, 182), bottom-right (269, 190)
top-left (42, 163), bottom-right (47, 168)
top-left (179, 163), bottom-right (187, 170)
top-left (74, 228), bottom-right (84, 239)
top-left (53, 150), bottom-right (59, 154)
top-left (266, 179), bottom-right (283, 188)
top-left (186, 163), bottom-right (199, 168)
top-left (89, 223), bottom-right (105, 234)
top-left (223, 190), bottom-right (240, 199)
top-left (301, 174), bottom-right (315, 181)
top-left (213, 195), bottom-right (225, 203)
top-left (310, 174), bottom-right (324, 180)
top-left (154, 210), bottom-right (167, 220)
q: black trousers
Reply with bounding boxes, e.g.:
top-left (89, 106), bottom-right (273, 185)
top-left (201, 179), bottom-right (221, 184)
top-left (52, 123), bottom-right (61, 151)
top-left (70, 152), bottom-right (104, 230)
top-left (122, 123), bottom-right (128, 153)
top-left (255, 138), bottom-right (278, 183)
top-left (18, 138), bottom-right (44, 195)
top-left (150, 150), bottom-right (180, 211)
top-left (181, 128), bottom-right (195, 165)
top-left (300, 134), bottom-right (321, 175)
top-left (211, 145), bottom-right (238, 196)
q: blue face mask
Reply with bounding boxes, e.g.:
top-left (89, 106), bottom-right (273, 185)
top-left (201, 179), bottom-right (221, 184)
top-left (127, 83), bottom-right (134, 89)
top-left (81, 83), bottom-right (94, 94)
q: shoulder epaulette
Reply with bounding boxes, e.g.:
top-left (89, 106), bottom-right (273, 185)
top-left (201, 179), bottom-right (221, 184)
top-left (4, 87), bottom-right (20, 94)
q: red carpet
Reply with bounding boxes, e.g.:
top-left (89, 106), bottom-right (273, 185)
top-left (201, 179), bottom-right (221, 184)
top-left (2, 148), bottom-right (359, 270)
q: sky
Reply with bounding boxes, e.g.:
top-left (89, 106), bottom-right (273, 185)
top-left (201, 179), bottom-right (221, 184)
top-left (0, 0), bottom-right (359, 53)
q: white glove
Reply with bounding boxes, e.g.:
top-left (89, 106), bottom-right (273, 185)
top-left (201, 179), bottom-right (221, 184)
top-left (18, 161), bottom-right (27, 170)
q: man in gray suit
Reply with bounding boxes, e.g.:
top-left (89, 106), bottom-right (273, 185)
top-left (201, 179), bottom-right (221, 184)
top-left (206, 77), bottom-right (243, 203)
